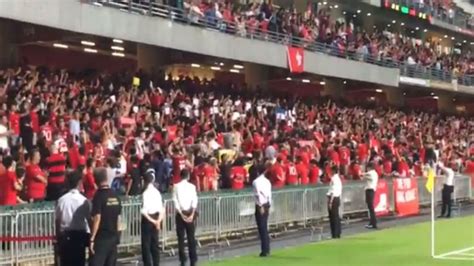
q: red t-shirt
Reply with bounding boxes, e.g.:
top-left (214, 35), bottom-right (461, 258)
top-left (41, 125), bottom-right (53, 144)
top-left (26, 164), bottom-right (46, 200)
top-left (172, 155), bottom-right (187, 184)
top-left (465, 160), bottom-right (474, 175)
top-left (9, 112), bottom-right (20, 135)
top-left (230, 166), bottom-right (247, 190)
top-left (339, 147), bottom-right (350, 166)
top-left (82, 169), bottom-right (96, 199)
top-left (398, 160), bottom-right (410, 177)
top-left (350, 163), bottom-right (362, 180)
top-left (285, 163), bottom-right (298, 186)
top-left (309, 165), bottom-right (320, 184)
top-left (383, 160), bottom-right (393, 175)
top-left (270, 163), bottom-right (286, 188)
top-left (0, 170), bottom-right (17, 206)
top-left (358, 143), bottom-right (368, 161)
top-left (296, 162), bottom-right (309, 185)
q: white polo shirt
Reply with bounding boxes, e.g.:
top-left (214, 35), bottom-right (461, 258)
top-left (141, 183), bottom-right (164, 216)
top-left (173, 180), bottom-right (198, 212)
top-left (55, 189), bottom-right (91, 233)
top-left (364, 170), bottom-right (379, 191)
top-left (252, 174), bottom-right (272, 206)
top-left (327, 174), bottom-right (342, 197)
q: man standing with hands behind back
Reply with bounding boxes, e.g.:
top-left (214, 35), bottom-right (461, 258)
top-left (89, 167), bottom-right (122, 266)
top-left (173, 169), bottom-right (198, 266)
top-left (327, 164), bottom-right (342, 239)
top-left (363, 162), bottom-right (379, 229)
top-left (253, 161), bottom-right (272, 257)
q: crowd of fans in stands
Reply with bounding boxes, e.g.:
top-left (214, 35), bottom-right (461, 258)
top-left (0, 66), bottom-right (473, 206)
top-left (177, 0), bottom-right (473, 77)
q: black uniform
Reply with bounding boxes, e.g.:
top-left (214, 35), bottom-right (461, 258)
top-left (89, 187), bottom-right (122, 266)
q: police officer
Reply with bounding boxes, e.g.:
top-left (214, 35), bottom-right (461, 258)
top-left (55, 171), bottom-right (90, 266)
top-left (363, 162), bottom-right (379, 229)
top-left (327, 165), bottom-right (342, 239)
top-left (89, 167), bottom-right (122, 266)
top-left (141, 169), bottom-right (165, 266)
top-left (252, 164), bottom-right (272, 257)
top-left (438, 162), bottom-right (455, 218)
top-left (173, 169), bottom-right (198, 266)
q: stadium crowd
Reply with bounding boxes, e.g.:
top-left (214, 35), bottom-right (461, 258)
top-left (176, 0), bottom-right (473, 77)
top-left (0, 65), bottom-right (473, 206)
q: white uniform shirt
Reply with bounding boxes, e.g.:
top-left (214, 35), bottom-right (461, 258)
top-left (441, 166), bottom-right (455, 186)
top-left (327, 174), bottom-right (342, 197)
top-left (173, 180), bottom-right (198, 212)
top-left (55, 189), bottom-right (91, 233)
top-left (252, 174), bottom-right (272, 206)
top-left (141, 183), bottom-right (164, 215)
top-left (0, 124), bottom-right (9, 150)
top-left (364, 170), bottom-right (379, 191)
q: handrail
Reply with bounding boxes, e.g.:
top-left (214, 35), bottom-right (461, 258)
top-left (89, 0), bottom-right (474, 87)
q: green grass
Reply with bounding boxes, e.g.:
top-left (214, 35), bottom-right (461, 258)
top-left (207, 216), bottom-right (474, 266)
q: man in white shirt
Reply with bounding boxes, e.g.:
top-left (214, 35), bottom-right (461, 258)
top-left (363, 162), bottom-right (379, 229)
top-left (438, 162), bottom-right (456, 218)
top-left (173, 169), bottom-right (198, 266)
top-left (55, 171), bottom-right (91, 266)
top-left (252, 167), bottom-right (272, 257)
top-left (327, 165), bottom-right (342, 239)
top-left (141, 169), bottom-right (165, 266)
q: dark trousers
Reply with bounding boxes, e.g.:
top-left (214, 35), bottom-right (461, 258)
top-left (175, 214), bottom-right (197, 265)
top-left (255, 204), bottom-right (270, 255)
top-left (56, 230), bottom-right (89, 266)
top-left (441, 185), bottom-right (454, 217)
top-left (89, 234), bottom-right (118, 266)
top-left (328, 197), bottom-right (341, 238)
top-left (365, 189), bottom-right (377, 228)
top-left (142, 214), bottom-right (160, 266)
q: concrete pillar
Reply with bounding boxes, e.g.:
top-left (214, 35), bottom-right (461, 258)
top-left (437, 93), bottom-right (456, 114)
top-left (384, 86), bottom-right (404, 107)
top-left (321, 78), bottom-right (344, 99)
top-left (0, 21), bottom-right (18, 68)
top-left (137, 44), bottom-right (169, 74)
top-left (244, 62), bottom-right (269, 90)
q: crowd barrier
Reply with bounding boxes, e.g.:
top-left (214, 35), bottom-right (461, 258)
top-left (0, 175), bottom-right (471, 265)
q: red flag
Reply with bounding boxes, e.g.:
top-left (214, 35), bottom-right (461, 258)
top-left (287, 46), bottom-right (304, 73)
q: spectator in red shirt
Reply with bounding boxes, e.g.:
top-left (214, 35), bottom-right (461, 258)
top-left (270, 158), bottom-right (286, 188)
top-left (170, 145), bottom-right (188, 185)
top-left (82, 158), bottom-right (97, 199)
top-left (296, 156), bottom-right (309, 185)
top-left (349, 160), bottom-right (362, 180)
top-left (308, 159), bottom-right (320, 185)
top-left (8, 105), bottom-right (20, 144)
top-left (230, 159), bottom-right (248, 190)
top-left (26, 149), bottom-right (47, 202)
top-left (284, 157), bottom-right (298, 186)
top-left (45, 144), bottom-right (67, 201)
top-left (0, 156), bottom-right (22, 206)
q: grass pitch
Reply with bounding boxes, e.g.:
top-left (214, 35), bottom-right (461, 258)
top-left (207, 215), bottom-right (474, 266)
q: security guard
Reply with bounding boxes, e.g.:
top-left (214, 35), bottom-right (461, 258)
top-left (89, 167), bottom-right (122, 266)
top-left (173, 169), bottom-right (198, 266)
top-left (327, 165), bottom-right (342, 239)
top-left (252, 164), bottom-right (272, 257)
top-left (438, 162), bottom-right (455, 218)
top-left (141, 169), bottom-right (165, 266)
top-left (363, 162), bottom-right (379, 229)
top-left (55, 171), bottom-right (91, 266)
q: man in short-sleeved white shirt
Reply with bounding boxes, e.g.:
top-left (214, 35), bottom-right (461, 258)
top-left (327, 164), bottom-right (342, 239)
top-left (253, 170), bottom-right (272, 257)
top-left (363, 162), bottom-right (379, 229)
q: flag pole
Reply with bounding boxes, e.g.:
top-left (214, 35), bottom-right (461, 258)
top-left (430, 166), bottom-right (435, 258)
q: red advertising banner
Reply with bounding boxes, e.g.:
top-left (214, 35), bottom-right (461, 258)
top-left (394, 177), bottom-right (420, 217)
top-left (374, 179), bottom-right (390, 216)
top-left (287, 47), bottom-right (304, 73)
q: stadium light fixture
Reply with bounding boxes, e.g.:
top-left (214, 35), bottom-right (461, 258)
top-left (111, 46), bottom-right (124, 51)
top-left (401, 22), bottom-right (405, 26)
top-left (210, 66), bottom-right (221, 71)
top-left (81, 41), bottom-right (95, 46)
top-left (424, 29), bottom-right (428, 32)
top-left (342, 11), bottom-right (346, 15)
top-left (113, 39), bottom-right (123, 44)
top-left (411, 31), bottom-right (414, 34)
top-left (53, 43), bottom-right (68, 49)
top-left (451, 36), bottom-right (455, 40)
top-left (471, 42), bottom-right (474, 45)
top-left (376, 89), bottom-right (383, 93)
top-left (302, 79), bottom-right (310, 83)
top-left (387, 24), bottom-right (391, 27)
top-left (230, 69), bottom-right (240, 73)
top-left (357, 10), bottom-right (361, 14)
top-left (191, 64), bottom-right (201, 68)
top-left (353, 14), bottom-right (357, 18)
top-left (334, 4), bottom-right (338, 8)
top-left (112, 52), bottom-right (125, 57)
top-left (233, 64), bottom-right (244, 69)
top-left (430, 92), bottom-right (435, 95)
top-left (286, 77), bottom-right (292, 81)
top-left (392, 20), bottom-right (396, 24)
top-left (444, 35), bottom-right (448, 38)
top-left (369, 96), bottom-right (375, 101)
top-left (433, 96), bottom-right (439, 99)
top-left (219, 62), bottom-right (225, 66)
top-left (323, 1), bottom-right (327, 5)
top-left (319, 81), bottom-right (326, 85)
top-left (84, 48), bottom-right (97, 53)
top-left (343, 80), bottom-right (347, 84)
top-left (367, 13), bottom-right (371, 16)
top-left (463, 40), bottom-right (467, 43)
top-left (415, 27), bottom-right (419, 30)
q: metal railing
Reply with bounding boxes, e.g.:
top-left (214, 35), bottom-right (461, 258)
top-left (0, 175), bottom-right (471, 265)
top-left (87, 0), bottom-right (474, 87)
